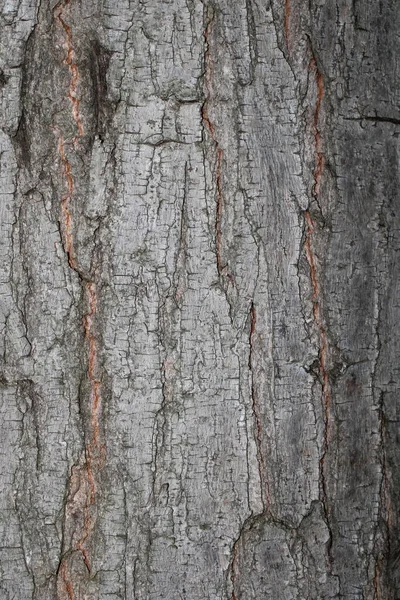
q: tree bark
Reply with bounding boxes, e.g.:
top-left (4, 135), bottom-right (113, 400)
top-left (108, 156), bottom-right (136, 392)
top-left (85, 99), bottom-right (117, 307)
top-left (0, 0), bottom-right (399, 598)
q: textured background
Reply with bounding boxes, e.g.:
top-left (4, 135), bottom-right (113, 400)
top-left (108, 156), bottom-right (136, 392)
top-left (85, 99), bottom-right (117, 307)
top-left (0, 0), bottom-right (399, 598)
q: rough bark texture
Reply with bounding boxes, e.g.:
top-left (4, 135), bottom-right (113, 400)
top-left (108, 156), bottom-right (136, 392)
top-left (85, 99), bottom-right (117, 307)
top-left (0, 0), bottom-right (399, 598)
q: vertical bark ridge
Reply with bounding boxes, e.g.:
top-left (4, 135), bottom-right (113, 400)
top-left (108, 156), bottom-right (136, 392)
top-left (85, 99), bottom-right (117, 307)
top-left (55, 0), bottom-right (84, 144)
top-left (284, 0), bottom-right (291, 49)
top-left (248, 301), bottom-right (271, 513)
top-left (230, 541), bottom-right (239, 600)
top-left (52, 2), bottom-right (105, 596)
top-left (201, 8), bottom-right (227, 280)
top-left (303, 46), bottom-right (335, 571)
top-left (303, 210), bottom-right (334, 562)
top-left (84, 282), bottom-right (102, 452)
top-left (57, 136), bottom-right (77, 271)
top-left (310, 58), bottom-right (325, 199)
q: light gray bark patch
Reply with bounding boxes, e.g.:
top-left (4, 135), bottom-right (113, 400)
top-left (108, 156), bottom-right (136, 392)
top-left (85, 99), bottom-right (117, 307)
top-left (231, 518), bottom-right (297, 600)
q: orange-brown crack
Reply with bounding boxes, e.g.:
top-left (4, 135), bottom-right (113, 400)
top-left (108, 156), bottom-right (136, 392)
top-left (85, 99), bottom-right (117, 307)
top-left (56, 466), bottom-right (89, 596)
top-left (59, 561), bottom-right (75, 600)
top-left (60, 284), bottom-right (102, 583)
top-left (55, 0), bottom-right (84, 270)
top-left (54, 4), bottom-right (104, 595)
top-left (310, 58), bottom-right (325, 198)
top-left (57, 428), bottom-right (102, 593)
top-left (59, 284), bottom-right (103, 583)
top-left (56, 0), bottom-right (84, 144)
top-left (202, 17), bottom-right (225, 276)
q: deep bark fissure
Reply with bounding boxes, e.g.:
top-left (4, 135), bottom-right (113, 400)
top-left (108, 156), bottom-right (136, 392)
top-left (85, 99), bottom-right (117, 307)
top-left (53, 2), bottom-right (105, 595)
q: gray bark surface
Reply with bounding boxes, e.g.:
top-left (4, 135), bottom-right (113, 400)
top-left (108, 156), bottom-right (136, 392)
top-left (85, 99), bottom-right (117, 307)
top-left (0, 0), bottom-right (399, 598)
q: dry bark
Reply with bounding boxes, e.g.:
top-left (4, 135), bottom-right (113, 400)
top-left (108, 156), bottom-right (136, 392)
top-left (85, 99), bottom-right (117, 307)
top-left (0, 0), bottom-right (399, 598)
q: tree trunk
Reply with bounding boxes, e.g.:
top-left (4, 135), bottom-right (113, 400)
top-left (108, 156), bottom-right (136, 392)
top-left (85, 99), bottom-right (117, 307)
top-left (0, 0), bottom-right (399, 598)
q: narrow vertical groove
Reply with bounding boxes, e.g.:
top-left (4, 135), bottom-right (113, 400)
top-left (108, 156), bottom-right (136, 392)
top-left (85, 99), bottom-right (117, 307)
top-left (303, 56), bottom-right (334, 568)
top-left (304, 212), bottom-right (331, 438)
top-left (55, 0), bottom-right (84, 145)
top-left (55, 0), bottom-right (84, 272)
top-left (229, 302), bottom-right (273, 599)
top-left (53, 2), bottom-right (104, 596)
top-left (249, 302), bottom-right (271, 512)
top-left (58, 136), bottom-right (77, 270)
top-left (310, 58), bottom-right (325, 198)
top-left (84, 282), bottom-right (102, 450)
top-left (304, 209), bottom-right (334, 564)
top-left (230, 541), bottom-right (239, 600)
top-left (284, 0), bottom-right (291, 49)
top-left (201, 11), bottom-right (225, 276)
top-left (60, 562), bottom-right (75, 600)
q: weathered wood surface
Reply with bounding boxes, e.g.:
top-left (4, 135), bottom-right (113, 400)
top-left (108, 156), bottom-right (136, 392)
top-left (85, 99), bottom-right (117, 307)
top-left (0, 0), bottom-right (399, 598)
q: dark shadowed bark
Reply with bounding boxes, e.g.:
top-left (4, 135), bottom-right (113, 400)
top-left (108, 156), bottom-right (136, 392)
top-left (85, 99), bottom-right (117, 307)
top-left (0, 0), bottom-right (399, 598)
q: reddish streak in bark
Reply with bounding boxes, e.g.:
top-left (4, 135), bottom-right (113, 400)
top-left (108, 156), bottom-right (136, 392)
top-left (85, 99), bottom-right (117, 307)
top-left (57, 283), bottom-right (103, 590)
top-left (304, 60), bottom-right (336, 567)
top-left (310, 58), bottom-right (325, 198)
top-left (55, 0), bottom-right (85, 269)
top-left (73, 285), bottom-right (103, 572)
top-left (202, 17), bottom-right (224, 275)
top-left (56, 1), bottom-right (84, 144)
top-left (60, 562), bottom-right (75, 600)
top-left (57, 285), bottom-right (102, 588)
top-left (55, 2), bottom-right (103, 595)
